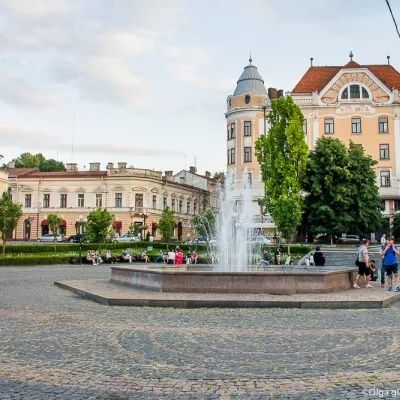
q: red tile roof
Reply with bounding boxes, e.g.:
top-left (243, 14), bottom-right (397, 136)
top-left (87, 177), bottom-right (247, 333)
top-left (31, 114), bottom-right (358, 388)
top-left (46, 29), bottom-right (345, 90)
top-left (292, 61), bottom-right (400, 93)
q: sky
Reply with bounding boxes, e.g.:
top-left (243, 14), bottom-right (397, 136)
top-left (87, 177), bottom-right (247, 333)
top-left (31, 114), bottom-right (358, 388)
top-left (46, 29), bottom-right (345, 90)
top-left (0, 0), bottom-right (399, 175)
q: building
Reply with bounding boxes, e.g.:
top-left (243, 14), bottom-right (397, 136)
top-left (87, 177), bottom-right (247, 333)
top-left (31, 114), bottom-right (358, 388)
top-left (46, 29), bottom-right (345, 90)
top-left (0, 155), bottom-right (7, 193)
top-left (289, 53), bottom-right (400, 227)
top-left (8, 162), bottom-right (212, 241)
top-left (227, 54), bottom-right (400, 234)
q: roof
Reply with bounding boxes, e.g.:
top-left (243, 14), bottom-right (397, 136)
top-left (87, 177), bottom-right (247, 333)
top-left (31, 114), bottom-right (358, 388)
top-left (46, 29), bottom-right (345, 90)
top-left (6, 168), bottom-right (107, 179)
top-left (233, 62), bottom-right (267, 96)
top-left (292, 61), bottom-right (400, 93)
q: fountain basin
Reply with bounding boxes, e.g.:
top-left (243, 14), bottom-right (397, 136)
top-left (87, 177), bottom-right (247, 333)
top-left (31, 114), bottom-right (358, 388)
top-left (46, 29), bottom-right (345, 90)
top-left (110, 265), bottom-right (357, 295)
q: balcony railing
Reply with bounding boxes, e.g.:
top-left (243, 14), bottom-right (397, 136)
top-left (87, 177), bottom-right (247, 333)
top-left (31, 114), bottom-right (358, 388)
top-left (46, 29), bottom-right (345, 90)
top-left (253, 215), bottom-right (274, 224)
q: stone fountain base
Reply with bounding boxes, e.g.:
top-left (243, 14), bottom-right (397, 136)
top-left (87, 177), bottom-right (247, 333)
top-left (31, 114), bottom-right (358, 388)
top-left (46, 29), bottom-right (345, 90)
top-left (109, 265), bottom-right (357, 295)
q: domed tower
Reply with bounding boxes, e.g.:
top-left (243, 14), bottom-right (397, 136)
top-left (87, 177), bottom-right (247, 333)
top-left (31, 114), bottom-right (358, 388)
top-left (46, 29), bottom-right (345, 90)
top-left (226, 57), bottom-right (270, 190)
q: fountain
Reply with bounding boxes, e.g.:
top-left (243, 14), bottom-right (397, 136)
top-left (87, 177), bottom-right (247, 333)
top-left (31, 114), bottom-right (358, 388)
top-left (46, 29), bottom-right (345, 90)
top-left (109, 171), bottom-right (356, 294)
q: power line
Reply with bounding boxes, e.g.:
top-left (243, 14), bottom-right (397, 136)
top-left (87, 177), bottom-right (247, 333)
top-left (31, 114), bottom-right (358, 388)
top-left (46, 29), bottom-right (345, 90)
top-left (385, 0), bottom-right (400, 39)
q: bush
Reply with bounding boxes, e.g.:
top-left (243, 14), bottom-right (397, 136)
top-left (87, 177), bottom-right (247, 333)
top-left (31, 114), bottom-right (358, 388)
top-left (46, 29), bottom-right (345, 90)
top-left (0, 253), bottom-right (72, 266)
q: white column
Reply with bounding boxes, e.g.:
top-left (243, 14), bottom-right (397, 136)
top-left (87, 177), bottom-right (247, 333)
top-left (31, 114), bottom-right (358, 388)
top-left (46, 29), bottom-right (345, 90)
top-left (312, 113), bottom-right (319, 148)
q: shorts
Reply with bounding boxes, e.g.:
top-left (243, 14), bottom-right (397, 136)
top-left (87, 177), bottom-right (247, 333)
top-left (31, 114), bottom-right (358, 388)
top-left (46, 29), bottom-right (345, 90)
top-left (358, 262), bottom-right (370, 276)
top-left (385, 264), bottom-right (398, 276)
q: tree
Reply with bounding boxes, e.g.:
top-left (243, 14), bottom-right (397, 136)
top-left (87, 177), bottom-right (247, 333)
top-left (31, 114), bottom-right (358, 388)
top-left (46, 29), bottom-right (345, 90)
top-left (392, 213), bottom-right (400, 241)
top-left (303, 138), bottom-right (353, 243)
top-left (85, 208), bottom-right (114, 244)
top-left (158, 207), bottom-right (175, 242)
top-left (347, 142), bottom-right (383, 235)
top-left (12, 152), bottom-right (65, 172)
top-left (0, 192), bottom-right (22, 255)
top-left (193, 209), bottom-right (216, 238)
top-left (47, 214), bottom-right (61, 252)
top-left (255, 96), bottom-right (308, 252)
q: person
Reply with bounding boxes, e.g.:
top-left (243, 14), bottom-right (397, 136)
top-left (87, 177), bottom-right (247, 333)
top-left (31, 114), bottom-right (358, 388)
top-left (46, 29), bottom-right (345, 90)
top-left (284, 255), bottom-right (291, 266)
top-left (186, 251), bottom-right (191, 265)
top-left (379, 236), bottom-right (400, 292)
top-left (191, 250), bottom-right (199, 264)
top-left (94, 250), bottom-right (103, 265)
top-left (260, 250), bottom-right (270, 266)
top-left (353, 239), bottom-right (373, 288)
top-left (141, 251), bottom-right (150, 263)
top-left (274, 247), bottom-right (281, 265)
top-left (155, 250), bottom-right (164, 263)
top-left (104, 250), bottom-right (116, 263)
top-left (369, 260), bottom-right (378, 282)
top-left (304, 257), bottom-right (310, 266)
top-left (163, 252), bottom-right (168, 264)
top-left (167, 250), bottom-right (176, 265)
top-left (313, 247), bottom-right (325, 266)
top-left (121, 250), bottom-right (133, 263)
top-left (86, 250), bottom-right (97, 265)
top-left (380, 233), bottom-right (386, 247)
top-left (175, 247), bottom-right (183, 265)
top-left (309, 253), bottom-right (315, 266)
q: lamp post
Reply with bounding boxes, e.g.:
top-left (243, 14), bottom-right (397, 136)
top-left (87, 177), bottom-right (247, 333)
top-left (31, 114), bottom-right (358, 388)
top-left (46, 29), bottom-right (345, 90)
top-left (142, 208), bottom-right (148, 240)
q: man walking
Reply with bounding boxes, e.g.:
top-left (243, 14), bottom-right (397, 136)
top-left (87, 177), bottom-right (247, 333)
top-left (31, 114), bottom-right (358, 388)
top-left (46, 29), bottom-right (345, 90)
top-left (379, 237), bottom-right (400, 292)
top-left (353, 239), bottom-right (373, 288)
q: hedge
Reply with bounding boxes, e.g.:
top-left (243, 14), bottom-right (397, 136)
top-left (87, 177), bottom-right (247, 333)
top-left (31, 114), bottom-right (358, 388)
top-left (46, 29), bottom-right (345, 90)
top-left (0, 254), bottom-right (72, 266)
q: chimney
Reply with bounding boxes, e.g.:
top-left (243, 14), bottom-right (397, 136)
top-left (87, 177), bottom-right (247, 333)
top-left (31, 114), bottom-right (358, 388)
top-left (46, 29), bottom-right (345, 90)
top-left (277, 89), bottom-right (284, 98)
top-left (189, 166), bottom-right (197, 174)
top-left (65, 163), bottom-right (78, 171)
top-left (89, 162), bottom-right (100, 172)
top-left (205, 171), bottom-right (211, 178)
top-left (106, 162), bottom-right (114, 170)
top-left (164, 170), bottom-right (173, 179)
top-left (268, 87), bottom-right (277, 100)
top-left (118, 162), bottom-right (127, 170)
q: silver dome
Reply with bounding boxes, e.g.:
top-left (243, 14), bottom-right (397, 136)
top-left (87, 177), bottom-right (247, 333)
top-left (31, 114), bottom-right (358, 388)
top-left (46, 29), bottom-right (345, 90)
top-left (233, 63), bottom-right (267, 96)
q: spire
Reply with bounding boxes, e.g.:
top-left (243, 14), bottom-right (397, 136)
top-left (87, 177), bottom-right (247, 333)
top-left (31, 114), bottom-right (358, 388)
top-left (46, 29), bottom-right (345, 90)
top-left (310, 57), bottom-right (314, 67)
top-left (249, 53), bottom-right (252, 65)
top-left (349, 50), bottom-right (354, 61)
top-left (387, 55), bottom-right (391, 65)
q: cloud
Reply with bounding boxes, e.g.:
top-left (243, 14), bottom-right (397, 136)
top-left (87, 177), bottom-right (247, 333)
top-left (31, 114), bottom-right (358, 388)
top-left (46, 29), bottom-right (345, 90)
top-left (0, 75), bottom-right (57, 106)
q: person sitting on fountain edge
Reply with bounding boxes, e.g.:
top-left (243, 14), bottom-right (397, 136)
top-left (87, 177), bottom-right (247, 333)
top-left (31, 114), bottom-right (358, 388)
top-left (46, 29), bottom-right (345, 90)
top-left (313, 247), bottom-right (325, 266)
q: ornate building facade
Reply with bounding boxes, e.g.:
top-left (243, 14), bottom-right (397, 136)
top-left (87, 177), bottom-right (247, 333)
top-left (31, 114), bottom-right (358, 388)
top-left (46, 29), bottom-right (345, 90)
top-left (8, 163), bottom-right (214, 241)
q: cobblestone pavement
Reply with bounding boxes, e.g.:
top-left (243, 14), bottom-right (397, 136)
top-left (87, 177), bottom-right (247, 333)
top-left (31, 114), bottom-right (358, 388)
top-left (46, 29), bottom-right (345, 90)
top-left (1, 265), bottom-right (400, 399)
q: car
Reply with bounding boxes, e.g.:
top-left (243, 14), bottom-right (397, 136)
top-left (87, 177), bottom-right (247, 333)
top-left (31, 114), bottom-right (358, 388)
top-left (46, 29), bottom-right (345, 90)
top-left (66, 234), bottom-right (86, 243)
top-left (249, 236), bottom-right (272, 245)
top-left (113, 234), bottom-right (140, 243)
top-left (36, 233), bottom-right (63, 243)
top-left (337, 234), bottom-right (361, 244)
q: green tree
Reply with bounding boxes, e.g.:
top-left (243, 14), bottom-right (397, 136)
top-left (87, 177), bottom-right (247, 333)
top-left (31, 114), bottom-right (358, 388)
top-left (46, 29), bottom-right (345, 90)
top-left (0, 192), bottom-right (22, 255)
top-left (12, 152), bottom-right (65, 172)
top-left (392, 213), bottom-right (400, 241)
top-left (347, 141), bottom-right (382, 235)
top-left (128, 222), bottom-right (140, 237)
top-left (303, 138), bottom-right (353, 243)
top-left (158, 207), bottom-right (175, 242)
top-left (85, 208), bottom-right (114, 244)
top-left (193, 209), bottom-right (216, 238)
top-left (255, 96), bottom-right (308, 252)
top-left (47, 214), bottom-right (61, 252)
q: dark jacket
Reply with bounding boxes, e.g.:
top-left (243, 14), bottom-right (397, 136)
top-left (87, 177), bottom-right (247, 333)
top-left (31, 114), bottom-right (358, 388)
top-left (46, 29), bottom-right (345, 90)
top-left (313, 251), bottom-right (325, 266)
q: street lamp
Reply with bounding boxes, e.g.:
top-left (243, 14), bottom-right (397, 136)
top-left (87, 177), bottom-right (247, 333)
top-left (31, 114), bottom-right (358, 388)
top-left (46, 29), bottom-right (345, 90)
top-left (142, 208), bottom-right (148, 240)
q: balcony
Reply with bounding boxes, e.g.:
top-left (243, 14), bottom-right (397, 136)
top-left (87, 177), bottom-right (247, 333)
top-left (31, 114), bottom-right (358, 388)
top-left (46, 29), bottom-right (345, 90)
top-left (253, 215), bottom-right (274, 224)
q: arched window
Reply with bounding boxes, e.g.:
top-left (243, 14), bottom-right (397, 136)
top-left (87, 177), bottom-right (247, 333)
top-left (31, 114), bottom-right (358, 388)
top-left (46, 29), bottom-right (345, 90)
top-left (341, 84), bottom-right (370, 100)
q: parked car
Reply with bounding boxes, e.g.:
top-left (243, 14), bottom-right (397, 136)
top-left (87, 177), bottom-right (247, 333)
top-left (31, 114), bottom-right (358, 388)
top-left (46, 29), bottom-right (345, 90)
top-left (249, 236), bottom-right (272, 245)
top-left (66, 234), bottom-right (86, 243)
top-left (36, 234), bottom-right (63, 243)
top-left (188, 237), bottom-right (208, 245)
top-left (113, 234), bottom-right (140, 243)
top-left (337, 234), bottom-right (361, 244)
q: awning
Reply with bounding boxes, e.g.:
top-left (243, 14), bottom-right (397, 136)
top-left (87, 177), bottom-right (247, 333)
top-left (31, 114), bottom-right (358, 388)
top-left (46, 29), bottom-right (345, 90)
top-left (59, 219), bottom-right (67, 226)
top-left (151, 222), bottom-right (158, 229)
top-left (113, 221), bottom-right (122, 229)
top-left (41, 219), bottom-right (48, 226)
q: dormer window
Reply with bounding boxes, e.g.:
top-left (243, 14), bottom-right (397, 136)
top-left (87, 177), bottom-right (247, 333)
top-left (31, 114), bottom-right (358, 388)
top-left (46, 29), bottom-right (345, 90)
top-left (341, 84), bottom-right (370, 100)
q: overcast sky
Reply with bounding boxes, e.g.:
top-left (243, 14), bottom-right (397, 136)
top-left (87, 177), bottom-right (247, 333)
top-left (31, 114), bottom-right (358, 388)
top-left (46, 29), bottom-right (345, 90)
top-left (0, 0), bottom-right (399, 174)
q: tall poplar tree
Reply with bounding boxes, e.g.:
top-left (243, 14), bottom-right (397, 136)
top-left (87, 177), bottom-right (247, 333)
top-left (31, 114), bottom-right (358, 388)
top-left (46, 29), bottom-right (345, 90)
top-left (255, 96), bottom-right (308, 252)
top-left (0, 192), bottom-right (22, 255)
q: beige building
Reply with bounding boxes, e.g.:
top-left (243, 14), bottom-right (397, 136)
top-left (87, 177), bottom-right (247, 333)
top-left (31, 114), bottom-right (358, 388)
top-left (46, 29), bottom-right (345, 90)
top-left (289, 54), bottom-right (400, 228)
top-left (8, 162), bottom-right (213, 241)
top-left (0, 155), bottom-right (7, 193)
top-left (227, 55), bottom-right (400, 235)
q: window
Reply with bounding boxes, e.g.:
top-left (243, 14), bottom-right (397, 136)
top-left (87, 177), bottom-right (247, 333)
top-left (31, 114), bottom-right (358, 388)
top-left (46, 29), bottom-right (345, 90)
top-left (152, 195), bottom-right (157, 209)
top-left (78, 194), bottom-right (84, 207)
top-left (163, 197), bottom-right (167, 209)
top-left (187, 201), bottom-right (191, 215)
top-left (380, 170), bottom-right (391, 187)
top-left (303, 119), bottom-right (307, 134)
top-left (230, 123), bottom-right (236, 139)
top-left (379, 117), bottom-right (388, 133)
top-left (246, 172), bottom-right (252, 188)
top-left (324, 118), bottom-right (334, 134)
top-left (171, 198), bottom-right (175, 211)
top-left (135, 193), bottom-right (143, 208)
top-left (96, 193), bottom-right (102, 208)
top-left (341, 84), bottom-right (369, 100)
top-left (25, 194), bottom-right (31, 208)
top-left (245, 95), bottom-right (251, 104)
top-left (227, 125), bottom-right (230, 140)
top-left (179, 200), bottom-right (183, 214)
top-left (194, 202), bottom-right (198, 214)
top-left (60, 194), bottom-right (67, 208)
top-left (244, 146), bottom-right (252, 162)
top-left (380, 144), bottom-right (390, 160)
top-left (43, 194), bottom-right (50, 208)
top-left (244, 121), bottom-right (252, 136)
top-left (227, 148), bottom-right (235, 165)
top-left (115, 193), bottom-right (122, 208)
top-left (381, 200), bottom-right (386, 212)
top-left (352, 117), bottom-right (361, 134)
top-left (394, 200), bottom-right (400, 211)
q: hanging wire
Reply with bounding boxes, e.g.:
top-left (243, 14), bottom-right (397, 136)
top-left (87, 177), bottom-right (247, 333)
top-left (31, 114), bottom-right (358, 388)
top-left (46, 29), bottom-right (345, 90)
top-left (385, 0), bottom-right (400, 39)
